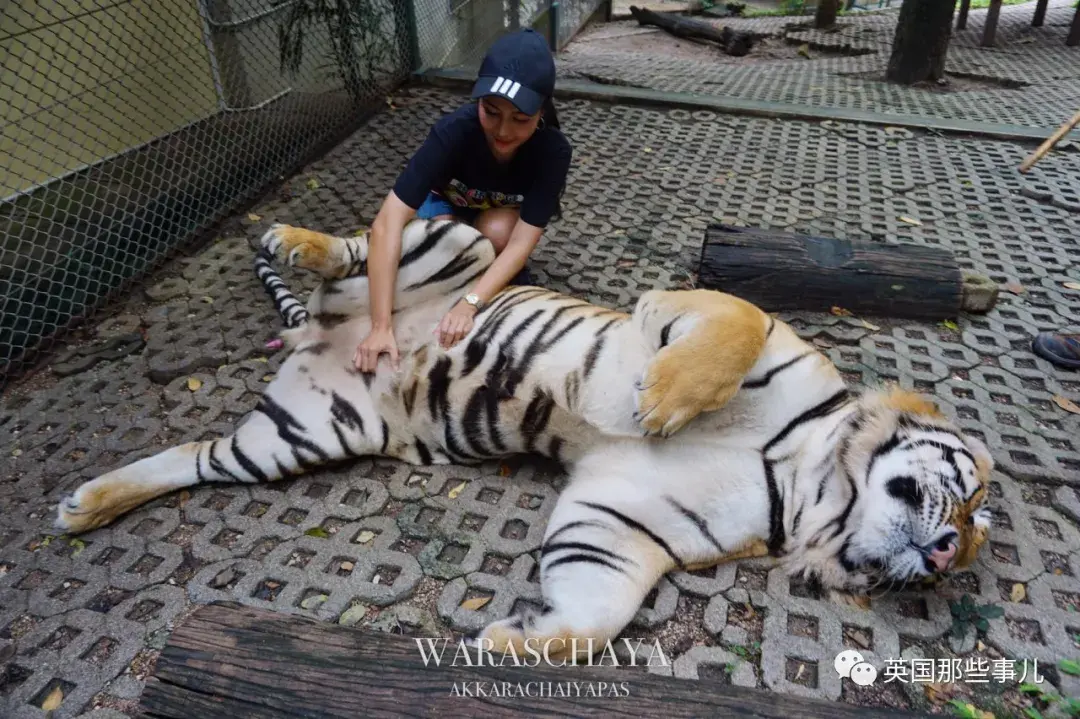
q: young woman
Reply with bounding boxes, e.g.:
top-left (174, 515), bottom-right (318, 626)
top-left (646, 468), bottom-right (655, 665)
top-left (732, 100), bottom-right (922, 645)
top-left (353, 28), bottom-right (572, 372)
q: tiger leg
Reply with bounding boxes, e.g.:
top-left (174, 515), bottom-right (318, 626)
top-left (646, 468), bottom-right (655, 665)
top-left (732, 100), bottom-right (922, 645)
top-left (56, 368), bottom-right (379, 534)
top-left (476, 485), bottom-right (676, 663)
top-left (632, 289), bottom-right (770, 437)
top-left (260, 224), bottom-right (370, 279)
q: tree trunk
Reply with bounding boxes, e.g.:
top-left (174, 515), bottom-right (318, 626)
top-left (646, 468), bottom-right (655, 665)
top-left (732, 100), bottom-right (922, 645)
top-left (815, 0), bottom-right (838, 29)
top-left (885, 0), bottom-right (956, 85)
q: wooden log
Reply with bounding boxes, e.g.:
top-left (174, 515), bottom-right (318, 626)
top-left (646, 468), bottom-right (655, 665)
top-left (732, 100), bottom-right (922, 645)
top-left (696, 224), bottom-right (963, 320)
top-left (628, 5), bottom-right (754, 55)
top-left (139, 603), bottom-right (928, 718)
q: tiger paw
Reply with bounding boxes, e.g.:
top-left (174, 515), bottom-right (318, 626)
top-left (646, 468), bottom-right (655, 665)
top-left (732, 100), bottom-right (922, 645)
top-left (260, 224), bottom-right (339, 274)
top-left (634, 351), bottom-right (739, 437)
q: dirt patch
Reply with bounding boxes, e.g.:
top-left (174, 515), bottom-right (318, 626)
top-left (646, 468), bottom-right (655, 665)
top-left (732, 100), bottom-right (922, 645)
top-left (839, 69), bottom-right (1029, 92)
top-left (561, 18), bottom-right (851, 66)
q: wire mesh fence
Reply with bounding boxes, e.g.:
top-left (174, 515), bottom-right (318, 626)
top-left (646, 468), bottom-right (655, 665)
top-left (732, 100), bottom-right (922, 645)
top-left (0, 0), bottom-right (606, 388)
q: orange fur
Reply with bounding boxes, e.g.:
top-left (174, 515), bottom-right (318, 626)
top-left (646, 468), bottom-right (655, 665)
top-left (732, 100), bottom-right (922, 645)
top-left (637, 290), bottom-right (770, 436)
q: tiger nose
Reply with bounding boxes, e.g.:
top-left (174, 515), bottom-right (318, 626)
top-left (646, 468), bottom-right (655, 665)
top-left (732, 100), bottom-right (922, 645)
top-left (928, 542), bottom-right (957, 572)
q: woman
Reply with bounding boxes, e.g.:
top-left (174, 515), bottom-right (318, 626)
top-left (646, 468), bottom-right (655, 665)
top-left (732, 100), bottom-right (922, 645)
top-left (354, 28), bottom-right (572, 372)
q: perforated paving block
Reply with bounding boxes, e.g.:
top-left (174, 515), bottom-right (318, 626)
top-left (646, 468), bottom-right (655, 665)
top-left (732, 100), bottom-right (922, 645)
top-left (2, 86), bottom-right (1080, 716)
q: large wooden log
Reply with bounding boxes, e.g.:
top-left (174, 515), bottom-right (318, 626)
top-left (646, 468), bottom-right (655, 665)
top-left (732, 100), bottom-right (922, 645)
top-left (629, 5), bottom-right (754, 55)
top-left (697, 224), bottom-right (964, 319)
top-left (139, 603), bottom-right (928, 718)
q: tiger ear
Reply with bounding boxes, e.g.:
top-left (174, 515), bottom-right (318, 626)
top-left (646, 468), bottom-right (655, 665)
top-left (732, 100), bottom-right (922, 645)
top-left (962, 432), bottom-right (994, 484)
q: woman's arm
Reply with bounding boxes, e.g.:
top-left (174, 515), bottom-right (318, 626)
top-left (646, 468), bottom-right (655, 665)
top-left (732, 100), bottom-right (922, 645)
top-left (354, 190), bottom-right (415, 372)
top-left (434, 218), bottom-right (542, 349)
top-left (368, 190), bottom-right (415, 332)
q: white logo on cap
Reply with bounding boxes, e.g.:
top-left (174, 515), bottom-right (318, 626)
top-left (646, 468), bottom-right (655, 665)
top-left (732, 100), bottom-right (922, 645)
top-left (489, 77), bottom-right (522, 99)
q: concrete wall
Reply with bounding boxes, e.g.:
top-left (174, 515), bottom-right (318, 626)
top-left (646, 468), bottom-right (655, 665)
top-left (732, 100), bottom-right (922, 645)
top-left (0, 0), bottom-right (220, 197)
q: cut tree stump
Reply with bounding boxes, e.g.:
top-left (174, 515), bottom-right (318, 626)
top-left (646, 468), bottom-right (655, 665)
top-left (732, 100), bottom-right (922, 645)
top-left (139, 603), bottom-right (930, 718)
top-left (629, 5), bottom-right (754, 55)
top-left (697, 224), bottom-right (967, 319)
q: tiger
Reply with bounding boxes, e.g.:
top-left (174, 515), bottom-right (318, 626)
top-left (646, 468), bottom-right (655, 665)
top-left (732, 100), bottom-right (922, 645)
top-left (54, 217), bottom-right (994, 661)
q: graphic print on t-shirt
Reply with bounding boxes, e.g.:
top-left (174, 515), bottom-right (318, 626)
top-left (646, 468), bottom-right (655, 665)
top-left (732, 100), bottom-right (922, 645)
top-left (441, 178), bottom-right (524, 211)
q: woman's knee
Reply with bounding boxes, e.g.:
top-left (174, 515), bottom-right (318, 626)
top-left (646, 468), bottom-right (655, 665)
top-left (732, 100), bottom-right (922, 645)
top-left (474, 208), bottom-right (520, 253)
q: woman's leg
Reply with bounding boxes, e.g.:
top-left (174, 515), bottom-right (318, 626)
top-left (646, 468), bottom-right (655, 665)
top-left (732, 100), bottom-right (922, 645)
top-left (473, 208), bottom-right (519, 253)
top-left (474, 207), bottom-right (535, 285)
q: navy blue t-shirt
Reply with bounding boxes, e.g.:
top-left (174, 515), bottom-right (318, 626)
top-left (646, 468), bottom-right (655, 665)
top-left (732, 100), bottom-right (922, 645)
top-left (393, 102), bottom-right (572, 228)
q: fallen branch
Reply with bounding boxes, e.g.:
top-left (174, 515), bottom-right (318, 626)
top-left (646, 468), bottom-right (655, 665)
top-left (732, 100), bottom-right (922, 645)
top-left (1018, 109), bottom-right (1080, 174)
top-left (629, 5), bottom-right (754, 56)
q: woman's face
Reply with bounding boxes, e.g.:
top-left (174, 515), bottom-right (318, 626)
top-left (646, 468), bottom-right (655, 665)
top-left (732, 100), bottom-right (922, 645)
top-left (478, 96), bottom-right (541, 161)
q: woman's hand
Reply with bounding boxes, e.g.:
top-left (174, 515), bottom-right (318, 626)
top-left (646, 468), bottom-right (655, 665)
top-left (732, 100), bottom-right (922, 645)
top-left (355, 325), bottom-right (399, 372)
top-left (436, 301), bottom-right (477, 349)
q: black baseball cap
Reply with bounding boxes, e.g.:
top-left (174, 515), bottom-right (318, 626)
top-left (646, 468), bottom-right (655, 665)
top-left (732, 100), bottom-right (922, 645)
top-left (471, 28), bottom-right (556, 116)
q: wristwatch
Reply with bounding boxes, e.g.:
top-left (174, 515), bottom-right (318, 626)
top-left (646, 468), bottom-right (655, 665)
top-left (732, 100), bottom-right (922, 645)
top-left (463, 293), bottom-right (485, 311)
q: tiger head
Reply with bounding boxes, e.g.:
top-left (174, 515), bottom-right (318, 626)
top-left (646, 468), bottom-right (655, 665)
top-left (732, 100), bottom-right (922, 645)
top-left (800, 387), bottom-right (994, 594)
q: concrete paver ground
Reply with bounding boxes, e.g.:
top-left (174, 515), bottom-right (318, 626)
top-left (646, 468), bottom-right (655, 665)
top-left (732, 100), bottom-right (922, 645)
top-left (559, 0), bottom-right (1080, 130)
top-left (2, 62), bottom-right (1080, 719)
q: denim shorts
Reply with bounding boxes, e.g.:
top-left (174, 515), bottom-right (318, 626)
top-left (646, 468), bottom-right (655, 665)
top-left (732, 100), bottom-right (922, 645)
top-left (415, 192), bottom-right (480, 223)
top-left (414, 192), bottom-right (535, 287)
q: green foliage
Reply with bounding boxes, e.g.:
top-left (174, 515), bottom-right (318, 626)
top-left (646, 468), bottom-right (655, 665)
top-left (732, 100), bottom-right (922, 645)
top-left (278, 0), bottom-right (402, 103)
top-left (1060, 659), bottom-right (1080, 676)
top-left (949, 594), bottom-right (1004, 638)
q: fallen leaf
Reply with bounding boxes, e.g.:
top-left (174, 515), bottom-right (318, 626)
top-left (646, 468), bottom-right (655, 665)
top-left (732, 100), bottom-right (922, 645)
top-left (448, 481), bottom-right (467, 499)
top-left (339, 604), bottom-right (369, 626)
top-left (941, 319), bottom-right (960, 332)
top-left (247, 213), bottom-right (261, 222)
top-left (643, 147), bottom-right (653, 153)
top-left (304, 527), bottom-right (330, 539)
top-left (355, 530), bottom-right (376, 544)
top-left (830, 306), bottom-right (853, 317)
top-left (186, 377), bottom-right (202, 391)
top-left (1064, 282), bottom-right (1080, 291)
top-left (306, 178), bottom-right (320, 190)
top-left (1002, 282), bottom-right (1026, 295)
top-left (461, 596), bottom-right (491, 611)
top-left (261, 374), bottom-right (274, 382)
top-left (1052, 395), bottom-right (1080, 415)
top-left (200, 296), bottom-right (214, 304)
top-left (797, 43), bottom-right (811, 58)
top-left (899, 216), bottom-right (922, 226)
top-left (68, 538), bottom-right (86, 557)
top-left (255, 356), bottom-right (269, 363)
top-left (41, 685), bottom-right (64, 711)
top-left (11, 448), bottom-right (22, 457)
top-left (924, 682), bottom-right (955, 704)
top-left (860, 319), bottom-right (881, 331)
top-left (300, 593), bottom-right (328, 610)
top-left (1010, 583), bottom-right (1026, 603)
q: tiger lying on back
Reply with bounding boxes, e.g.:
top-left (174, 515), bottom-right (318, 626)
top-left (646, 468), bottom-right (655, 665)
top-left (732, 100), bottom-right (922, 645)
top-left (55, 218), bottom-right (994, 660)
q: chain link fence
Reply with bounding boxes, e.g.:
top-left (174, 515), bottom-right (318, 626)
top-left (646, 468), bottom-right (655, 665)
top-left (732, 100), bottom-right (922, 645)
top-left (0, 0), bottom-right (606, 389)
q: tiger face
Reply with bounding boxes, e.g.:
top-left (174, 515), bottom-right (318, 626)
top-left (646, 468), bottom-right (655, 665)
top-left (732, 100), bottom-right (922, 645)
top-left (833, 389), bottom-right (994, 591)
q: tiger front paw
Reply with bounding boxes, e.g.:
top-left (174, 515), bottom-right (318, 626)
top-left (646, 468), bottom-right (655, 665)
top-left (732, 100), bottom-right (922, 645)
top-left (634, 350), bottom-right (739, 437)
top-left (260, 224), bottom-right (338, 274)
